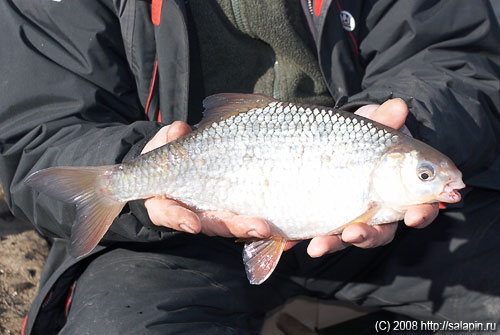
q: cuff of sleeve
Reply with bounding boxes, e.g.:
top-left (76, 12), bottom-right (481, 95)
top-left (346, 90), bottom-right (419, 135)
top-left (122, 124), bottom-right (163, 163)
top-left (337, 98), bottom-right (381, 113)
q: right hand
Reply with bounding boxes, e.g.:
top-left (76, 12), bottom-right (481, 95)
top-left (302, 99), bottom-right (439, 257)
top-left (142, 121), bottom-right (271, 239)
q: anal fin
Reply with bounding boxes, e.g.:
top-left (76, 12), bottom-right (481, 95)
top-left (243, 237), bottom-right (287, 285)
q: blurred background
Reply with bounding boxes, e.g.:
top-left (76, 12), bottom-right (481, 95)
top-left (493, 0), bottom-right (500, 19)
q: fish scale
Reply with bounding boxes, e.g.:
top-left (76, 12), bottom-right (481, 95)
top-left (108, 100), bottom-right (399, 239)
top-left (25, 93), bottom-right (465, 284)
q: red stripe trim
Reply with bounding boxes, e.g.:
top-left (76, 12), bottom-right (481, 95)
top-left (145, 60), bottom-right (158, 119)
top-left (334, 0), bottom-right (342, 12)
top-left (64, 283), bottom-right (76, 317)
top-left (334, 0), bottom-right (360, 59)
top-left (21, 314), bottom-right (28, 335)
top-left (347, 30), bottom-right (359, 58)
top-left (42, 291), bottom-right (51, 306)
top-left (151, 0), bottom-right (163, 26)
top-left (314, 0), bottom-right (324, 16)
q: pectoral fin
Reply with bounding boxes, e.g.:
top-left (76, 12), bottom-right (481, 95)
top-left (243, 237), bottom-right (287, 285)
top-left (328, 202), bottom-right (381, 235)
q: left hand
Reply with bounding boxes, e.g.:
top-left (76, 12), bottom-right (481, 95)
top-left (302, 99), bottom-right (440, 257)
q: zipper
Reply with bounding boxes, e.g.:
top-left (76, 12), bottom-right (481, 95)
top-left (272, 57), bottom-right (280, 100)
top-left (230, 0), bottom-right (280, 99)
top-left (307, 0), bottom-right (314, 15)
top-left (231, 0), bottom-right (250, 35)
top-left (145, 60), bottom-right (159, 121)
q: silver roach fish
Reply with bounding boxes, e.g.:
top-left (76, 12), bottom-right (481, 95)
top-left (26, 93), bottom-right (465, 284)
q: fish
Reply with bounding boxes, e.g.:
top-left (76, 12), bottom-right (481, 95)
top-left (25, 93), bottom-right (465, 284)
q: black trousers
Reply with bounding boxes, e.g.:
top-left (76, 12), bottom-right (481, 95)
top-left (59, 188), bottom-right (500, 334)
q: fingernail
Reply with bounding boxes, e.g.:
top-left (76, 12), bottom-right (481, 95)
top-left (347, 234), bottom-right (366, 244)
top-left (354, 235), bottom-right (366, 243)
top-left (247, 230), bottom-right (265, 238)
top-left (165, 127), bottom-right (172, 142)
top-left (179, 223), bottom-right (196, 234)
top-left (307, 245), bottom-right (323, 258)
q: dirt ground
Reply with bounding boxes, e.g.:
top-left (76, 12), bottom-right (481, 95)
top-left (0, 185), bottom-right (49, 335)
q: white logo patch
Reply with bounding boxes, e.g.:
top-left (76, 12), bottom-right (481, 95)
top-left (340, 10), bottom-right (355, 31)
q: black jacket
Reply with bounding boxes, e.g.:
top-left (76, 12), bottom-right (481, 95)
top-left (1, 0), bottom-right (499, 333)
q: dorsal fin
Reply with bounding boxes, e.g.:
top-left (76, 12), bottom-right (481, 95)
top-left (197, 93), bottom-right (276, 129)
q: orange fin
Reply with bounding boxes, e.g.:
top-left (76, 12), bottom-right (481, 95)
top-left (197, 93), bottom-right (276, 129)
top-left (243, 237), bottom-right (287, 285)
top-left (328, 203), bottom-right (381, 235)
top-left (25, 166), bottom-right (125, 258)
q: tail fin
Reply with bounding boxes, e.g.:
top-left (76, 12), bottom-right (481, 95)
top-left (25, 166), bottom-right (125, 258)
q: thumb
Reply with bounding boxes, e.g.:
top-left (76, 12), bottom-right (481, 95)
top-left (370, 98), bottom-right (408, 129)
top-left (355, 98), bottom-right (408, 130)
top-left (141, 121), bottom-right (192, 154)
top-left (166, 121), bottom-right (192, 142)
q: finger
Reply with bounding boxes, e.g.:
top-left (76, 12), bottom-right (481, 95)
top-left (141, 126), bottom-right (171, 154)
top-left (372, 98), bottom-right (408, 129)
top-left (342, 222), bottom-right (398, 248)
top-left (145, 197), bottom-right (201, 233)
top-left (404, 203), bottom-right (439, 229)
top-left (142, 121), bottom-right (192, 154)
top-left (307, 235), bottom-right (350, 257)
top-left (284, 241), bottom-right (300, 251)
top-left (166, 121), bottom-right (192, 142)
top-left (356, 99), bottom-right (408, 130)
top-left (197, 210), bottom-right (271, 239)
top-left (354, 104), bottom-right (379, 118)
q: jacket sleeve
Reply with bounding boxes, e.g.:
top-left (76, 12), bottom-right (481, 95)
top-left (350, 0), bottom-right (500, 190)
top-left (0, 0), bottom-right (170, 243)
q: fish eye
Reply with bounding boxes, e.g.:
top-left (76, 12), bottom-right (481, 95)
top-left (418, 163), bottom-right (435, 181)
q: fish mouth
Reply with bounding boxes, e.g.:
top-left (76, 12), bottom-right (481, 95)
top-left (436, 179), bottom-right (466, 203)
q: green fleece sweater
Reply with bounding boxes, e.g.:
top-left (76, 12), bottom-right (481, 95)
top-left (187, 0), bottom-right (334, 108)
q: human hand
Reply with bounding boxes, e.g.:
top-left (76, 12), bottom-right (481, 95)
top-left (303, 99), bottom-right (439, 257)
top-left (142, 121), bottom-right (271, 239)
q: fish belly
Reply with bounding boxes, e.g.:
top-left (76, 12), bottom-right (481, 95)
top-left (167, 146), bottom-right (375, 238)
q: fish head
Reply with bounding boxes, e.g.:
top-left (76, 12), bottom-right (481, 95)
top-left (371, 140), bottom-right (465, 209)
